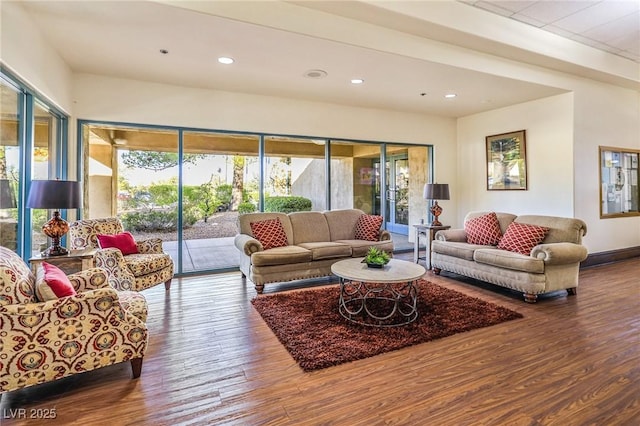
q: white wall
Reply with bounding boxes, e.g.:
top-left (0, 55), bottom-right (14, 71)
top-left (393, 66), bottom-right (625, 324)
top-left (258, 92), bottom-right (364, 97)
top-left (458, 88), bottom-right (640, 254)
top-left (573, 82), bottom-right (640, 253)
top-left (457, 94), bottom-right (574, 218)
top-left (71, 74), bottom-right (456, 146)
top-left (0, 2), bottom-right (73, 114)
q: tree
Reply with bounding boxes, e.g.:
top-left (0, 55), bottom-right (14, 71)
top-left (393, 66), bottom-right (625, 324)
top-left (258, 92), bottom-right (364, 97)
top-left (231, 156), bottom-right (244, 210)
top-left (121, 151), bottom-right (205, 171)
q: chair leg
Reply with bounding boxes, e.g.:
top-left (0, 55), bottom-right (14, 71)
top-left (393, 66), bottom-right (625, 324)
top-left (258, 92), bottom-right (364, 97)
top-left (131, 357), bottom-right (143, 378)
top-left (164, 278), bottom-right (172, 291)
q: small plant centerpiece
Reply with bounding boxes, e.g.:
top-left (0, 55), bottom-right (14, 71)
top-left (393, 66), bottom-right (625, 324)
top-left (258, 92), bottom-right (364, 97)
top-left (362, 247), bottom-right (390, 268)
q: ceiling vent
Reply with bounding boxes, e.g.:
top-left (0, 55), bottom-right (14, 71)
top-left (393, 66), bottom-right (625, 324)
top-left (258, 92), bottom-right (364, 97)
top-left (304, 69), bottom-right (328, 79)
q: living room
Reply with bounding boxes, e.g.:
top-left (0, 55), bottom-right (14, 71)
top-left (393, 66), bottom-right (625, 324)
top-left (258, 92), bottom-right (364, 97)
top-left (1, 1), bottom-right (639, 424)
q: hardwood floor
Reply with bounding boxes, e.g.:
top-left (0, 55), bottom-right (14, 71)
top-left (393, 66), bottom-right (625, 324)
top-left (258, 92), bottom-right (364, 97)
top-left (2, 254), bottom-right (639, 425)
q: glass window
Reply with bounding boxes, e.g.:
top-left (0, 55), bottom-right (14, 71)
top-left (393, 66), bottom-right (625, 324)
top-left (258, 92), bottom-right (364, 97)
top-left (0, 80), bottom-right (20, 253)
top-left (265, 136), bottom-right (326, 211)
top-left (600, 146), bottom-right (639, 218)
top-left (182, 131), bottom-right (259, 272)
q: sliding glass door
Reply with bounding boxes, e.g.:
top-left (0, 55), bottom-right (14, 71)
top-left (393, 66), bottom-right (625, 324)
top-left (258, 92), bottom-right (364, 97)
top-left (182, 131), bottom-right (259, 272)
top-left (82, 121), bottom-right (433, 274)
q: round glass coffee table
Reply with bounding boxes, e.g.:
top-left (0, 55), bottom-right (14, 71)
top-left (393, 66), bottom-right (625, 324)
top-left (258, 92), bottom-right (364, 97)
top-left (331, 258), bottom-right (426, 327)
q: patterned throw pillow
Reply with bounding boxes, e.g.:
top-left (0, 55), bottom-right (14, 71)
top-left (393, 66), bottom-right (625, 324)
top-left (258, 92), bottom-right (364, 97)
top-left (354, 214), bottom-right (383, 241)
top-left (250, 218), bottom-right (289, 250)
top-left (498, 222), bottom-right (549, 256)
top-left (36, 262), bottom-right (77, 301)
top-left (465, 212), bottom-right (503, 245)
top-left (97, 232), bottom-right (139, 255)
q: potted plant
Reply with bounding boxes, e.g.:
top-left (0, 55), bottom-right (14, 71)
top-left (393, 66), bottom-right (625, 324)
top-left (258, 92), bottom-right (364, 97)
top-left (362, 247), bottom-right (390, 268)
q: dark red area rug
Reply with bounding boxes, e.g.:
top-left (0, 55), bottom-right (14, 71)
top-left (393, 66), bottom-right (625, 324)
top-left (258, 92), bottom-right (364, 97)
top-left (251, 280), bottom-right (523, 372)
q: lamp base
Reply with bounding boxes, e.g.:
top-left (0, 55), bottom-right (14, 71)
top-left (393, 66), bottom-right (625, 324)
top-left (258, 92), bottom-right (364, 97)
top-left (430, 201), bottom-right (444, 227)
top-left (41, 211), bottom-right (70, 257)
top-left (42, 244), bottom-right (68, 257)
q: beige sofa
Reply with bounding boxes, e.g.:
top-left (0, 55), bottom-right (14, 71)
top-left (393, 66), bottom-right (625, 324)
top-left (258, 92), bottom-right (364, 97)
top-left (431, 212), bottom-right (588, 303)
top-left (235, 209), bottom-right (394, 293)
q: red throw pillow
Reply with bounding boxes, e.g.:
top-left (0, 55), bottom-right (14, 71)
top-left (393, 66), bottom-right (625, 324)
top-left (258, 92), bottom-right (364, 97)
top-left (465, 212), bottom-right (503, 245)
top-left (250, 218), bottom-right (289, 250)
top-left (42, 262), bottom-right (77, 298)
top-left (498, 222), bottom-right (549, 256)
top-left (97, 232), bottom-right (139, 255)
top-left (354, 214), bottom-right (383, 241)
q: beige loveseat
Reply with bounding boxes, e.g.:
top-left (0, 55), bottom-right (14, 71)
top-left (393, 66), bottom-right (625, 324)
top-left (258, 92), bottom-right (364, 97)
top-left (235, 209), bottom-right (394, 293)
top-left (431, 212), bottom-right (588, 303)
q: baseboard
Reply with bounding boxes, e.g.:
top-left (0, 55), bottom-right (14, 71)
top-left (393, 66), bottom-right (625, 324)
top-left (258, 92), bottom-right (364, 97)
top-left (581, 246), bottom-right (640, 268)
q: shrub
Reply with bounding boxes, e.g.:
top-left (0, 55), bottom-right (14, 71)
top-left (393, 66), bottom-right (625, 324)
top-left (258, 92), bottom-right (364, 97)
top-left (264, 196), bottom-right (312, 213)
top-left (238, 202), bottom-right (256, 214)
top-left (121, 208), bottom-right (198, 232)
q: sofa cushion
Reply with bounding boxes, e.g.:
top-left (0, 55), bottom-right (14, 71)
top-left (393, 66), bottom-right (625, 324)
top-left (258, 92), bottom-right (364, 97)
top-left (498, 222), bottom-right (549, 256)
top-left (324, 209), bottom-right (366, 241)
top-left (252, 246), bottom-right (313, 267)
top-left (354, 214), bottom-right (383, 241)
top-left (474, 248), bottom-right (545, 274)
top-left (297, 242), bottom-right (352, 260)
top-left (334, 239), bottom-right (393, 257)
top-left (289, 212), bottom-right (331, 244)
top-left (250, 218), bottom-right (289, 250)
top-left (431, 240), bottom-right (489, 261)
top-left (464, 212), bottom-right (502, 245)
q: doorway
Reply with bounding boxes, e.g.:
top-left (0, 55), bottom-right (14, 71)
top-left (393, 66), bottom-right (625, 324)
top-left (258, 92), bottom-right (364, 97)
top-left (374, 154), bottom-right (409, 235)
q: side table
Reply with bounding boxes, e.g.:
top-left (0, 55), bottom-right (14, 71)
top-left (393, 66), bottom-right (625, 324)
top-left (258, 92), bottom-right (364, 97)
top-left (413, 224), bottom-right (451, 269)
top-left (30, 248), bottom-right (97, 275)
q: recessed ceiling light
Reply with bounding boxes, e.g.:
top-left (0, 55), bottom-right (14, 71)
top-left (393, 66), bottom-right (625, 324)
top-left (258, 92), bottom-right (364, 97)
top-left (351, 79), bottom-right (364, 84)
top-left (304, 69), bottom-right (328, 79)
top-left (218, 57), bottom-right (234, 65)
top-left (159, 49), bottom-right (169, 55)
top-left (444, 93), bottom-right (457, 98)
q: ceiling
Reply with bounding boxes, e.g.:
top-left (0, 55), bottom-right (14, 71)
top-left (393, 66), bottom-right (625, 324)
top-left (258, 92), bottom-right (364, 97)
top-left (13, 1), bottom-right (639, 119)
top-left (466, 0), bottom-right (640, 63)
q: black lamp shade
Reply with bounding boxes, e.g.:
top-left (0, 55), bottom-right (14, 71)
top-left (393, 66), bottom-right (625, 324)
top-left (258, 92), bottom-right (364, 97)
top-left (26, 180), bottom-right (82, 209)
top-left (423, 183), bottom-right (450, 200)
top-left (0, 179), bottom-right (16, 209)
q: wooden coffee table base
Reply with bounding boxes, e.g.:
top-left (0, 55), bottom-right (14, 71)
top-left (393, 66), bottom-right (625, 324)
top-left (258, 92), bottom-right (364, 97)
top-left (338, 278), bottom-right (419, 327)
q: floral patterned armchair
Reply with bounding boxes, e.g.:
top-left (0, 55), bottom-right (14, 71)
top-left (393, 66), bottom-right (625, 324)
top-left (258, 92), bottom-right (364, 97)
top-left (0, 246), bottom-right (148, 393)
top-left (69, 217), bottom-right (174, 292)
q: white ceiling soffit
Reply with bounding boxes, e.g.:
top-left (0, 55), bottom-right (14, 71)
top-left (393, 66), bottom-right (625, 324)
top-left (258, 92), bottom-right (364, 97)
top-left (283, 0), bottom-right (639, 89)
top-left (466, 0), bottom-right (640, 64)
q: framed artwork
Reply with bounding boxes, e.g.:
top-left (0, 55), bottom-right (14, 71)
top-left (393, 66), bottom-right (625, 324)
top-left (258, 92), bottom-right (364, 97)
top-left (486, 130), bottom-right (527, 190)
top-left (359, 167), bottom-right (374, 185)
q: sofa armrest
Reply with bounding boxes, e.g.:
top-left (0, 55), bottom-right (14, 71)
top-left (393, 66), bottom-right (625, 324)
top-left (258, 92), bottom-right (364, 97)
top-left (68, 268), bottom-right (110, 292)
top-left (234, 234), bottom-right (263, 256)
top-left (531, 243), bottom-right (588, 265)
top-left (435, 229), bottom-right (467, 242)
top-left (379, 230), bottom-right (391, 241)
top-left (136, 238), bottom-right (164, 254)
top-left (94, 248), bottom-right (137, 290)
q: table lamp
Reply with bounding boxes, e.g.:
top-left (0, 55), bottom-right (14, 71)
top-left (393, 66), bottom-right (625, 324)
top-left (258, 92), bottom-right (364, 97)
top-left (26, 180), bottom-right (82, 256)
top-left (423, 183), bottom-right (450, 226)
